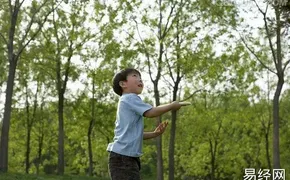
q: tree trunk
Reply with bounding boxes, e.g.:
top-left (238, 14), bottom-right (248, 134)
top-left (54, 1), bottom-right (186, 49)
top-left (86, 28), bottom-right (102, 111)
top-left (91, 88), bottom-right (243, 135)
top-left (24, 81), bottom-right (39, 173)
top-left (168, 17), bottom-right (181, 179)
top-left (265, 127), bottom-right (271, 170)
top-left (25, 126), bottom-right (31, 173)
top-left (25, 84), bottom-right (31, 174)
top-left (153, 82), bottom-right (164, 180)
top-left (57, 93), bottom-right (65, 174)
top-left (168, 110), bottom-right (177, 180)
top-left (272, 7), bottom-right (283, 169)
top-left (88, 79), bottom-right (95, 176)
top-left (156, 118), bottom-right (163, 180)
top-left (36, 130), bottom-right (44, 175)
top-left (272, 77), bottom-right (283, 169)
top-left (169, 84), bottom-right (179, 180)
top-left (266, 71), bottom-right (271, 170)
top-left (0, 0), bottom-right (20, 172)
top-left (88, 128), bottom-right (93, 176)
top-left (0, 60), bottom-right (17, 172)
top-left (209, 139), bottom-right (217, 180)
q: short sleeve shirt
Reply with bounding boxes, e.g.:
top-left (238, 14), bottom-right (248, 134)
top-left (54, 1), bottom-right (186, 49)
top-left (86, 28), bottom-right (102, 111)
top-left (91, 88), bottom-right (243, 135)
top-left (107, 93), bottom-right (153, 157)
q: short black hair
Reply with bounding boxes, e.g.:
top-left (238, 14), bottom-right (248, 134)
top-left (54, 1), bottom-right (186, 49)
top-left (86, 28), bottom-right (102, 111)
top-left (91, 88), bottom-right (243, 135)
top-left (112, 68), bottom-right (141, 96)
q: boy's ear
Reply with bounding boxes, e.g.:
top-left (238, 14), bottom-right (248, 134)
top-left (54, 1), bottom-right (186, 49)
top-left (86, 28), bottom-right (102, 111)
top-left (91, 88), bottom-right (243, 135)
top-left (119, 81), bottom-right (125, 87)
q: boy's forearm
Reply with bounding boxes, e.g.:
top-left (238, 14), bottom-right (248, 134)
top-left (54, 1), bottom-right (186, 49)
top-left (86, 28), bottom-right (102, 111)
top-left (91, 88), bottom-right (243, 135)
top-left (143, 132), bottom-right (158, 140)
top-left (144, 103), bottom-right (173, 118)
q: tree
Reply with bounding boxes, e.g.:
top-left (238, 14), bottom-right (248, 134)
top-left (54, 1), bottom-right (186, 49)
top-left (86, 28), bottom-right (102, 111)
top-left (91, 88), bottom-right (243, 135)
top-left (240, 0), bottom-right (290, 169)
top-left (49, 0), bottom-right (91, 174)
top-left (130, 1), bottom-right (183, 178)
top-left (22, 70), bottom-right (40, 174)
top-left (0, 0), bottom-right (55, 172)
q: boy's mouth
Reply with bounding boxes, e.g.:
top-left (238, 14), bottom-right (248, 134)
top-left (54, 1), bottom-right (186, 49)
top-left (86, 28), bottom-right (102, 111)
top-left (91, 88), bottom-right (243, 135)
top-left (138, 84), bottom-right (143, 88)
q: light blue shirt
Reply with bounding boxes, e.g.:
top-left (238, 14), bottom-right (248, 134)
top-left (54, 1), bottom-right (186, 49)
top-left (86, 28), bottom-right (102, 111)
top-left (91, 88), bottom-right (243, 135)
top-left (107, 93), bottom-right (152, 157)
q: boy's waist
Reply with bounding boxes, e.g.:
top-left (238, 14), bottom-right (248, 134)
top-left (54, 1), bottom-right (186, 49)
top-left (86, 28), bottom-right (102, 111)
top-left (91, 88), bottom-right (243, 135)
top-left (109, 151), bottom-right (140, 160)
top-left (107, 140), bottom-right (142, 157)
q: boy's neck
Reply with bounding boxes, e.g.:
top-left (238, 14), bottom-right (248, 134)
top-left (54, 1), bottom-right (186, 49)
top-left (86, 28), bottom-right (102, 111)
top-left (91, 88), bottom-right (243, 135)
top-left (122, 92), bottom-right (138, 95)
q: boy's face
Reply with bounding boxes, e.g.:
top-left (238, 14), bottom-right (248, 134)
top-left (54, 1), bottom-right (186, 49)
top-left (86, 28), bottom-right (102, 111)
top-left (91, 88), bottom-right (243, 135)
top-left (120, 72), bottom-right (143, 95)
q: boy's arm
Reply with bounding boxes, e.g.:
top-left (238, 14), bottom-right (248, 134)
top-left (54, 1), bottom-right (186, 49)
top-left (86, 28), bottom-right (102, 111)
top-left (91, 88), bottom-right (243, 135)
top-left (143, 121), bottom-right (168, 140)
top-left (143, 101), bottom-right (182, 118)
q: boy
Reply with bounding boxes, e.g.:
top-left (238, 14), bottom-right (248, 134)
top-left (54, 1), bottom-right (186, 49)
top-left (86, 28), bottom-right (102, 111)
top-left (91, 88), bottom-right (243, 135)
top-left (107, 68), bottom-right (187, 180)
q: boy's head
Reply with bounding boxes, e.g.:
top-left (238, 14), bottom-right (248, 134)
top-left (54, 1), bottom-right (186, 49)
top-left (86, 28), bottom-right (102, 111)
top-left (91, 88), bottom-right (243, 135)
top-left (113, 68), bottom-right (144, 96)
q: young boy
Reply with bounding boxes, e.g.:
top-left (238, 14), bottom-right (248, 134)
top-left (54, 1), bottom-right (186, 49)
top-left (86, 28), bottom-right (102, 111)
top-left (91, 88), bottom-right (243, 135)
top-left (107, 68), bottom-right (186, 180)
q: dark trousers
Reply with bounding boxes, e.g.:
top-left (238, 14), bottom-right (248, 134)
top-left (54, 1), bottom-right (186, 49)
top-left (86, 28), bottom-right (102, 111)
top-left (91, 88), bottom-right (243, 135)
top-left (108, 151), bottom-right (141, 180)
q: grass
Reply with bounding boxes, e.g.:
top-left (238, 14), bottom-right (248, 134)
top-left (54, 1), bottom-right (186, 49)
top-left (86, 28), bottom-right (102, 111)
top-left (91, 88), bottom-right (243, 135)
top-left (0, 173), bottom-right (154, 180)
top-left (0, 173), bottom-right (110, 180)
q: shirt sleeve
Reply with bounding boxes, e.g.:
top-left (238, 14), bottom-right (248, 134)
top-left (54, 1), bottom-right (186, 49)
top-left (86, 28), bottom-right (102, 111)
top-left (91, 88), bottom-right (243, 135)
top-left (126, 94), bottom-right (153, 116)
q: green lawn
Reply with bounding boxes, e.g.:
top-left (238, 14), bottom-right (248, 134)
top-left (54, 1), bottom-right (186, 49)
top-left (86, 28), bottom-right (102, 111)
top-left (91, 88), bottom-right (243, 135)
top-left (0, 173), bottom-right (109, 180)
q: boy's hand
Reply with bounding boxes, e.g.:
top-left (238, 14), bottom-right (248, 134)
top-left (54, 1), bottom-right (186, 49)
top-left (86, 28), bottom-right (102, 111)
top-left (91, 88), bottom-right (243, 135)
top-left (179, 102), bottom-right (191, 106)
top-left (171, 101), bottom-right (191, 110)
top-left (171, 101), bottom-right (182, 110)
top-left (154, 121), bottom-right (169, 136)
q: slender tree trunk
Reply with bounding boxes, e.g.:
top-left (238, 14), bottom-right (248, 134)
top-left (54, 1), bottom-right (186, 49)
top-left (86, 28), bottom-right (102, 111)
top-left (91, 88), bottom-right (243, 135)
top-left (156, 1), bottom-right (164, 179)
top-left (156, 117), bottom-right (163, 180)
top-left (57, 93), bottom-right (65, 174)
top-left (0, 60), bottom-right (17, 172)
top-left (168, 16), bottom-right (182, 179)
top-left (36, 130), bottom-right (44, 175)
top-left (209, 139), bottom-right (217, 180)
top-left (25, 81), bottom-right (39, 173)
top-left (273, 7), bottom-right (283, 169)
top-left (88, 127), bottom-right (93, 176)
top-left (169, 84), bottom-right (179, 180)
top-left (168, 110), bottom-right (176, 180)
top-left (88, 78), bottom-right (95, 176)
top-left (266, 69), bottom-right (271, 170)
top-left (25, 127), bottom-right (31, 173)
top-left (25, 85), bottom-right (31, 174)
top-left (0, 1), bottom-right (20, 172)
top-left (265, 127), bottom-right (271, 169)
top-left (154, 83), bottom-right (163, 180)
top-left (272, 78), bottom-right (283, 169)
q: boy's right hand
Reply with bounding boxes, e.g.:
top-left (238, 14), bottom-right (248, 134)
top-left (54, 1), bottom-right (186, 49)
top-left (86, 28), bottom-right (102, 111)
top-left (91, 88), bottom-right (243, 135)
top-left (171, 101), bottom-right (191, 111)
top-left (171, 101), bottom-right (182, 110)
top-left (144, 101), bottom-right (191, 118)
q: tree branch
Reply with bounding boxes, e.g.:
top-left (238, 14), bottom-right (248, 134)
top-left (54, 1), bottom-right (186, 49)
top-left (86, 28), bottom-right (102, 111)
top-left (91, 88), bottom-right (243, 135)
top-left (239, 34), bottom-right (276, 75)
top-left (180, 89), bottom-right (203, 102)
top-left (253, 0), bottom-right (278, 67)
top-left (252, 0), bottom-right (266, 15)
top-left (163, 0), bottom-right (187, 40)
top-left (132, 18), bottom-right (154, 83)
top-left (263, 13), bottom-right (278, 67)
top-left (62, 53), bottom-right (72, 92)
top-left (161, 73), bottom-right (174, 88)
top-left (161, 1), bottom-right (177, 39)
top-left (164, 50), bottom-right (175, 83)
top-left (20, 0), bottom-right (50, 46)
top-left (20, 0), bottom-right (26, 7)
top-left (16, 1), bottom-right (62, 59)
top-left (283, 59), bottom-right (290, 72)
top-left (0, 33), bottom-right (8, 45)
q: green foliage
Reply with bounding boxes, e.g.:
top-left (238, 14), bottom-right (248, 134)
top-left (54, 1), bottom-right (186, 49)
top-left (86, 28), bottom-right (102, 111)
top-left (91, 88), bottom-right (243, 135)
top-left (1, 0), bottom-right (290, 179)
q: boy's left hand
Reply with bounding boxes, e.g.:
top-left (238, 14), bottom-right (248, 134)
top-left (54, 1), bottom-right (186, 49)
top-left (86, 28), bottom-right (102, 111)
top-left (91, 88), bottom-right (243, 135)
top-left (154, 121), bottom-right (169, 136)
